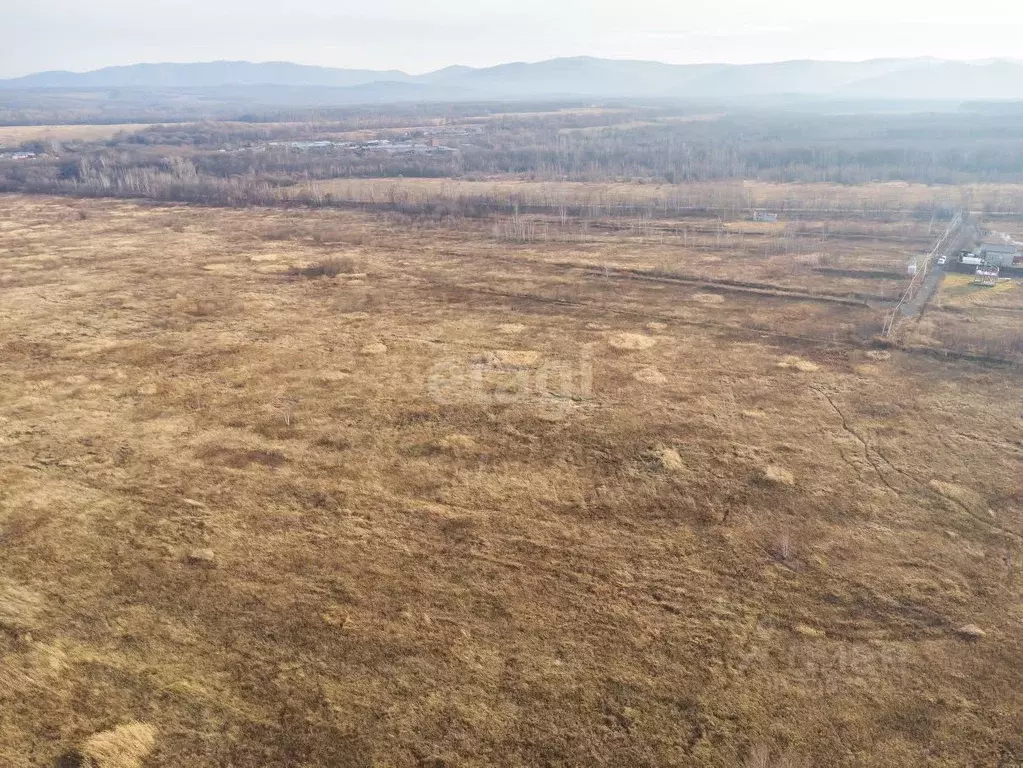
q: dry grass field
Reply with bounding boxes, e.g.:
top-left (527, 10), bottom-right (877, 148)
top-left (900, 217), bottom-right (1023, 362)
top-left (0, 124), bottom-right (156, 146)
top-left (1, 194), bottom-right (1021, 766)
top-left (907, 272), bottom-right (1023, 361)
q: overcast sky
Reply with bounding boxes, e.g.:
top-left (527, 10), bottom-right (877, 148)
top-left (2, 0), bottom-right (1022, 77)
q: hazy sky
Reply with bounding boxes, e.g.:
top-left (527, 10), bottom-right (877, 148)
top-left (2, 0), bottom-right (1022, 77)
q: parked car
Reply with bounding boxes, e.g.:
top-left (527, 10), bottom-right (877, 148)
top-left (937, 256), bottom-right (947, 266)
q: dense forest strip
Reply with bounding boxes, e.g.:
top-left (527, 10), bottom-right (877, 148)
top-left (6, 105), bottom-right (1023, 197)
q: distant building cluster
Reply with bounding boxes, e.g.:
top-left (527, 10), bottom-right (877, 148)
top-left (951, 239), bottom-right (1023, 286)
top-left (420, 126), bottom-right (483, 138)
top-left (978, 242), bottom-right (1021, 268)
top-left (360, 139), bottom-right (459, 155)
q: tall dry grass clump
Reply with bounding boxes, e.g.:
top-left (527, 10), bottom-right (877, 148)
top-left (0, 581), bottom-right (43, 632)
top-left (289, 256), bottom-right (361, 278)
top-left (74, 722), bottom-right (157, 768)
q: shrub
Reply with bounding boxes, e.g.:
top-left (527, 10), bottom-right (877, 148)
top-left (290, 256), bottom-right (359, 278)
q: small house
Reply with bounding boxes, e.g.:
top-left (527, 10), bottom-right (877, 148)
top-left (979, 242), bottom-right (1019, 268)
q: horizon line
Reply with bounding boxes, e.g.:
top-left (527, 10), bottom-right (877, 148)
top-left (7, 54), bottom-right (1023, 80)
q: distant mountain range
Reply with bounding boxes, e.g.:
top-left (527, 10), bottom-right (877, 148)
top-left (4, 57), bottom-right (1023, 102)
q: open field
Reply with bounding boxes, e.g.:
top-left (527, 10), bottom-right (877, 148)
top-left (1, 194), bottom-right (1021, 766)
top-left (0, 124), bottom-right (156, 146)
top-left (905, 268), bottom-right (1023, 362)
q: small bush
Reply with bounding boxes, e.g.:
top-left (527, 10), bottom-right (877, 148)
top-left (187, 299), bottom-right (221, 317)
top-left (262, 225), bottom-right (303, 241)
top-left (290, 256), bottom-right (360, 278)
top-left (310, 227), bottom-right (348, 245)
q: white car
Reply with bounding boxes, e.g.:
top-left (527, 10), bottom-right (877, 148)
top-left (937, 256), bottom-right (947, 266)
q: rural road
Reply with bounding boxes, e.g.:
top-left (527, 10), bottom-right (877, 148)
top-left (900, 218), bottom-right (975, 318)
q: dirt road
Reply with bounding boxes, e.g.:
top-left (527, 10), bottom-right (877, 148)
top-left (900, 218), bottom-right (974, 318)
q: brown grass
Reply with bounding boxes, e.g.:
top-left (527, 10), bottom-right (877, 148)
top-left (76, 722), bottom-right (157, 768)
top-left (288, 255), bottom-right (361, 278)
top-left (761, 465), bottom-right (796, 486)
top-left (0, 124), bottom-right (154, 145)
top-left (0, 581), bottom-right (44, 633)
top-left (905, 264), bottom-right (1023, 362)
top-left (0, 193), bottom-right (1020, 766)
top-left (608, 332), bottom-right (658, 350)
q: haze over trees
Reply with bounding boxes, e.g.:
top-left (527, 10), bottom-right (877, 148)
top-left (4, 103), bottom-right (1023, 213)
